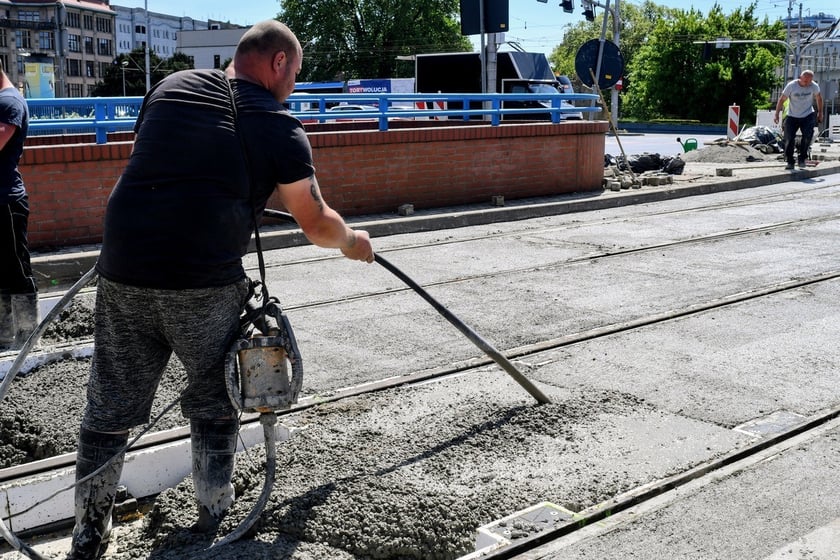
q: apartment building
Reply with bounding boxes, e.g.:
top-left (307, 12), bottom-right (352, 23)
top-left (113, 5), bottom-right (240, 60)
top-left (0, 0), bottom-right (115, 97)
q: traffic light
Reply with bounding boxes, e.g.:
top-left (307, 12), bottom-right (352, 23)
top-left (582, 0), bottom-right (595, 21)
top-left (560, 0), bottom-right (574, 12)
top-left (460, 0), bottom-right (509, 35)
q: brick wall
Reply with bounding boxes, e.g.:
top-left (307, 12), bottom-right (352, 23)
top-left (20, 120), bottom-right (607, 250)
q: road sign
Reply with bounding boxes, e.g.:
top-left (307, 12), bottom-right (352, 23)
top-left (575, 39), bottom-right (624, 90)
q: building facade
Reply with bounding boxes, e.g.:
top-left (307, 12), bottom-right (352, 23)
top-left (0, 0), bottom-right (115, 97)
top-left (0, 0), bottom-right (247, 98)
top-left (176, 27), bottom-right (246, 71)
top-left (112, 5), bottom-right (239, 60)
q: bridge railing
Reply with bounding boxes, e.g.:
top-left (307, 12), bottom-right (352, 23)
top-left (27, 92), bottom-right (601, 143)
top-left (27, 96), bottom-right (143, 144)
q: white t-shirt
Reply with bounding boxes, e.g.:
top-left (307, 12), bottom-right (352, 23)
top-left (782, 79), bottom-right (820, 118)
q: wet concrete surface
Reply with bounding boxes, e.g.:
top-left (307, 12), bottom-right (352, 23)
top-left (2, 141), bottom-right (840, 559)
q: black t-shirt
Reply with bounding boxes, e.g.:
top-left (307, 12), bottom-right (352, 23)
top-left (0, 87), bottom-right (29, 204)
top-left (97, 69), bottom-right (314, 288)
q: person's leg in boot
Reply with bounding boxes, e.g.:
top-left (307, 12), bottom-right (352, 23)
top-left (798, 113), bottom-right (816, 168)
top-left (783, 116), bottom-right (797, 170)
top-left (66, 428), bottom-right (129, 560)
top-left (10, 292), bottom-right (39, 350)
top-left (190, 417), bottom-right (239, 532)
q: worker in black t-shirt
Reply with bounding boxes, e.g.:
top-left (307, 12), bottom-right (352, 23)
top-left (0, 59), bottom-right (38, 352)
top-left (68, 20), bottom-right (374, 559)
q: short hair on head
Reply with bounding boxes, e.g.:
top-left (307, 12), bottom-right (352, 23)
top-left (236, 20), bottom-right (299, 60)
top-left (801, 69), bottom-right (814, 77)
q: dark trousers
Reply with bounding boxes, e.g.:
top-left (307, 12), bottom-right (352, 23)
top-left (783, 112), bottom-right (817, 165)
top-left (0, 196), bottom-right (37, 295)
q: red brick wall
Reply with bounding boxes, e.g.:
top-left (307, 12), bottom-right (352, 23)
top-left (20, 121), bottom-right (607, 250)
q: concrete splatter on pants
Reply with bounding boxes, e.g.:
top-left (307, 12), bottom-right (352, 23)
top-left (83, 276), bottom-right (250, 433)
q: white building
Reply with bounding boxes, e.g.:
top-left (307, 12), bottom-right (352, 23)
top-left (176, 27), bottom-right (246, 70)
top-left (112, 4), bottom-right (243, 61)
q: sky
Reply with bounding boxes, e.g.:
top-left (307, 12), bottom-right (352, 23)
top-left (120, 0), bottom-right (837, 59)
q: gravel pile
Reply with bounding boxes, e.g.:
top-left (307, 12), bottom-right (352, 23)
top-left (681, 143), bottom-right (772, 164)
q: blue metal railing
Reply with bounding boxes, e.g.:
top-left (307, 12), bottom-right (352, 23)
top-left (27, 92), bottom-right (601, 143)
top-left (27, 96), bottom-right (143, 144)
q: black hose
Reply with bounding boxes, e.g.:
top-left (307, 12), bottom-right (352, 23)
top-left (262, 209), bottom-right (551, 404)
top-left (210, 412), bottom-right (277, 549)
top-left (0, 265), bottom-right (98, 560)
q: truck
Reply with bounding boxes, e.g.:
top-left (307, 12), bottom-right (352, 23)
top-left (414, 51), bottom-right (582, 120)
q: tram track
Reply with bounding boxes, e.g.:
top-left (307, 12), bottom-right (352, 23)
top-left (4, 268), bottom-right (839, 553)
top-left (176, 211), bottom-right (840, 313)
top-left (246, 181), bottom-right (840, 274)
top-left (6, 182), bottom-right (840, 557)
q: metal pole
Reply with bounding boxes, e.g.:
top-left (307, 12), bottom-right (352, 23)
top-left (610, 0), bottom-right (620, 128)
top-left (121, 65), bottom-right (126, 96)
top-left (144, 0), bottom-right (151, 91)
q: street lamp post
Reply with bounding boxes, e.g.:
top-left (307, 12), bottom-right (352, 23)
top-left (120, 60), bottom-right (128, 96)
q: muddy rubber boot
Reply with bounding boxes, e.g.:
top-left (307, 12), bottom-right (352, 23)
top-left (190, 417), bottom-right (239, 533)
top-left (10, 293), bottom-right (39, 350)
top-left (0, 294), bottom-right (14, 351)
top-left (66, 428), bottom-right (128, 560)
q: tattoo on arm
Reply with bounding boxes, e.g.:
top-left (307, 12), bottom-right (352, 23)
top-left (308, 176), bottom-right (324, 212)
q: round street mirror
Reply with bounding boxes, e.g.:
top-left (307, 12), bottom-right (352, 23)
top-left (575, 39), bottom-right (625, 90)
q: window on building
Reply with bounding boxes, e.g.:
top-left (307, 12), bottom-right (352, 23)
top-left (213, 54), bottom-right (221, 69)
top-left (67, 58), bottom-right (81, 77)
top-left (97, 38), bottom-right (112, 56)
top-left (135, 25), bottom-right (146, 34)
top-left (0, 30), bottom-right (7, 48)
top-left (66, 11), bottom-right (80, 28)
top-left (85, 61), bottom-right (95, 78)
top-left (17, 10), bottom-right (39, 22)
top-left (69, 83), bottom-right (83, 97)
top-left (15, 30), bottom-right (32, 50)
top-left (68, 34), bottom-right (80, 52)
top-left (96, 17), bottom-right (111, 33)
top-left (99, 61), bottom-right (110, 77)
top-left (84, 36), bottom-right (93, 54)
top-left (83, 14), bottom-right (94, 30)
top-left (38, 32), bottom-right (54, 51)
top-left (17, 57), bottom-right (25, 77)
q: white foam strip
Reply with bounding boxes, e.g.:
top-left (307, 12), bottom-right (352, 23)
top-left (1, 422), bottom-right (294, 533)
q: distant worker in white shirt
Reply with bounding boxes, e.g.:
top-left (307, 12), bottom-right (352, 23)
top-left (774, 69), bottom-right (823, 170)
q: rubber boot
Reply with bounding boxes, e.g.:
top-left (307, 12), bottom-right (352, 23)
top-left (10, 293), bottom-right (39, 350)
top-left (190, 417), bottom-right (239, 533)
top-left (0, 294), bottom-right (14, 351)
top-left (66, 428), bottom-right (128, 560)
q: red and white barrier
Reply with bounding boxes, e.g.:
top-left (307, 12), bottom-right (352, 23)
top-left (727, 104), bottom-right (740, 140)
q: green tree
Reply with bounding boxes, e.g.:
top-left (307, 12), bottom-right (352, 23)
top-left (622, 3), bottom-right (784, 122)
top-left (548, 1), bottom-right (785, 122)
top-left (91, 48), bottom-right (195, 96)
top-left (549, 0), bottom-right (676, 93)
top-left (278, 0), bottom-right (472, 82)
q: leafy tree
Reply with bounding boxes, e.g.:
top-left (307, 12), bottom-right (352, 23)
top-left (549, 0), bottom-right (676, 93)
top-left (91, 48), bottom-right (195, 97)
top-left (622, 3), bottom-right (785, 121)
top-left (278, 0), bottom-right (472, 82)
top-left (548, 1), bottom-right (785, 122)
